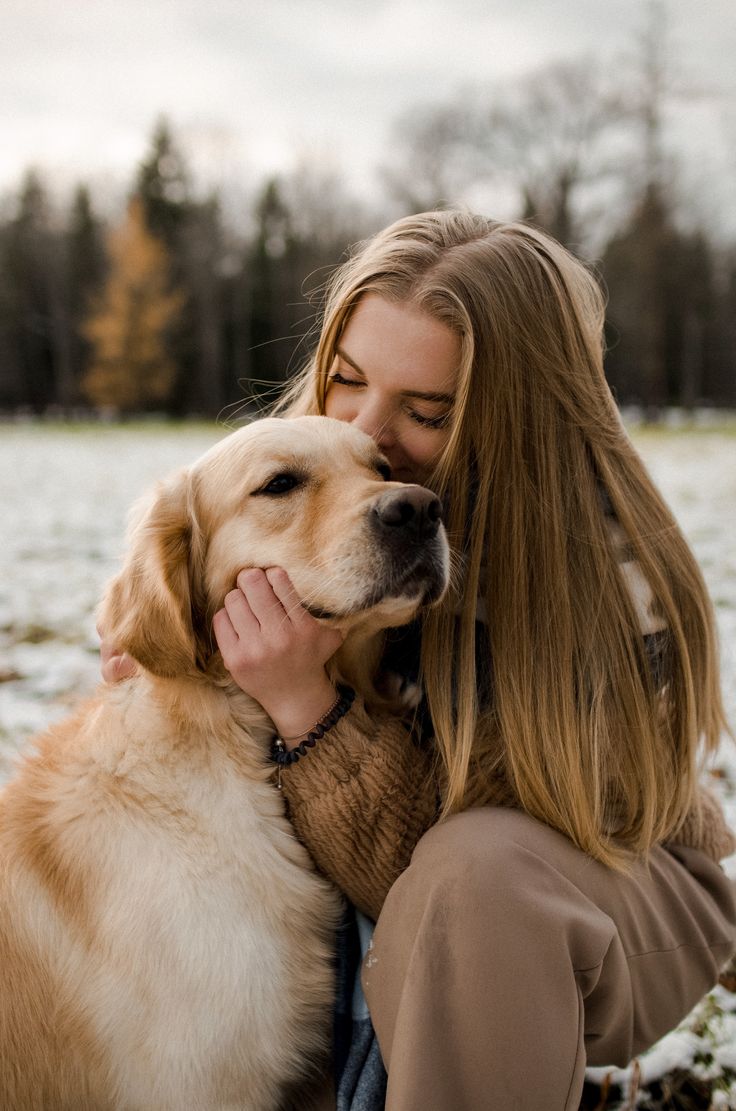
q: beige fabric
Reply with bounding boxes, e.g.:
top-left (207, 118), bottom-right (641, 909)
top-left (362, 807), bottom-right (736, 1111)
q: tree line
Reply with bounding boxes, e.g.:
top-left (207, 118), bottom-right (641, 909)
top-left (1, 53), bottom-right (735, 417)
top-left (0, 124), bottom-right (369, 419)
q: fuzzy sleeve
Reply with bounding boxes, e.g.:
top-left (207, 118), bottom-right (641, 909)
top-left (278, 696), bottom-right (440, 922)
top-left (669, 784), bottom-right (736, 863)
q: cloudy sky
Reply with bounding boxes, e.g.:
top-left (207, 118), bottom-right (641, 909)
top-left (3, 0), bottom-right (735, 222)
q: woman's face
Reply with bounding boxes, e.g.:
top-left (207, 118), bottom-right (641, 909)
top-left (324, 294), bottom-right (460, 486)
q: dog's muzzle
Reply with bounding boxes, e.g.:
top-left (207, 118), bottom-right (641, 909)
top-left (302, 486), bottom-right (448, 621)
top-left (367, 485), bottom-right (448, 604)
top-left (371, 486), bottom-right (443, 542)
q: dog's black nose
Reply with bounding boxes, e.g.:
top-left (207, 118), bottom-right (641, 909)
top-left (373, 487), bottom-right (443, 540)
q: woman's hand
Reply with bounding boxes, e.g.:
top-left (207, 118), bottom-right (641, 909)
top-left (213, 567), bottom-right (345, 746)
top-left (98, 626), bottom-right (137, 683)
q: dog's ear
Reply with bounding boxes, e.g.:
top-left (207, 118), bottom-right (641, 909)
top-left (99, 470), bottom-right (207, 679)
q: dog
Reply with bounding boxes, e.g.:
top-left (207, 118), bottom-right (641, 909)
top-left (0, 415), bottom-right (449, 1110)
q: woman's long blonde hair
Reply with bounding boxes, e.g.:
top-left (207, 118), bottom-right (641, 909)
top-left (276, 209), bottom-right (726, 868)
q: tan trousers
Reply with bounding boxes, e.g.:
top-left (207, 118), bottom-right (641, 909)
top-left (361, 807), bottom-right (736, 1111)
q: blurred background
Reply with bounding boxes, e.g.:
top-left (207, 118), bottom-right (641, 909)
top-left (1, 0), bottom-right (735, 418)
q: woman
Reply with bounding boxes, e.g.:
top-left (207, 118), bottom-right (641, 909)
top-left (107, 211), bottom-right (736, 1109)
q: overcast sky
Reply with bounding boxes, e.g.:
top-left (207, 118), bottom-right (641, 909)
top-left (3, 0), bottom-right (735, 224)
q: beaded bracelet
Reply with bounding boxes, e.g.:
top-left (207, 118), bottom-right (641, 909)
top-left (270, 685), bottom-right (356, 788)
top-left (277, 689), bottom-right (344, 740)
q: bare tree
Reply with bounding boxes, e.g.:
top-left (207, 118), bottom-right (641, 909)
top-left (380, 59), bottom-right (633, 251)
top-left (472, 59), bottom-right (635, 249)
top-left (380, 101), bottom-right (479, 213)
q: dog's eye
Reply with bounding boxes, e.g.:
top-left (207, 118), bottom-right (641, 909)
top-left (376, 462), bottom-right (392, 481)
top-left (256, 473), bottom-right (302, 496)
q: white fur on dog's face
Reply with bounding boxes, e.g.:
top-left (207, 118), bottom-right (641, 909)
top-left (197, 415), bottom-right (450, 633)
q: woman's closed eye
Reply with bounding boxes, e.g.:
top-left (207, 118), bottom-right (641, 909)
top-left (329, 371), bottom-right (451, 429)
top-left (408, 407), bottom-right (452, 429)
top-left (328, 371), bottom-right (362, 388)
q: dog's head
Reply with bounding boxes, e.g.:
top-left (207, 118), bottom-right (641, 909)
top-left (99, 416), bottom-right (450, 680)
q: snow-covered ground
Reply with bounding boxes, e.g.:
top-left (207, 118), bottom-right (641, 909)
top-left (0, 422), bottom-right (228, 774)
top-left (1, 420), bottom-right (735, 1105)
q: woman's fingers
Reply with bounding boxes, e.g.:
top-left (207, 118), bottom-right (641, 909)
top-left (99, 626), bottom-right (137, 683)
top-left (235, 568), bottom-right (289, 632)
top-left (213, 570), bottom-right (344, 734)
top-left (215, 570), bottom-right (290, 678)
top-left (265, 567), bottom-right (315, 628)
top-left (223, 577), bottom-right (261, 638)
top-left (212, 607), bottom-right (239, 660)
top-left (106, 652), bottom-right (137, 682)
top-left (100, 642), bottom-right (137, 682)
top-left (212, 568), bottom-right (345, 716)
top-left (266, 568), bottom-right (345, 650)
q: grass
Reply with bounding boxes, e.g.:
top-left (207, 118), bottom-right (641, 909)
top-left (624, 410), bottom-right (736, 440)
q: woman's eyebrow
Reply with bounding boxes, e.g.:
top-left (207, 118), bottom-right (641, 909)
top-left (334, 346), bottom-right (365, 375)
top-left (335, 346), bottom-right (455, 405)
top-left (402, 387), bottom-right (456, 404)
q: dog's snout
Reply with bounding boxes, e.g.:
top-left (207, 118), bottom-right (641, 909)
top-left (374, 487), bottom-right (443, 540)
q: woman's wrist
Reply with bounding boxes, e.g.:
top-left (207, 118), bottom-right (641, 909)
top-left (270, 686), bottom-right (356, 787)
top-left (266, 674), bottom-right (340, 751)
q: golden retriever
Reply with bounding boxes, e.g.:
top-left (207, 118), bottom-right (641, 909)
top-left (0, 415), bottom-right (449, 1111)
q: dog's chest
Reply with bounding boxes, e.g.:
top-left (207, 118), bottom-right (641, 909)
top-left (75, 745), bottom-right (335, 1106)
top-left (112, 748), bottom-right (315, 919)
top-left (88, 691), bottom-right (324, 941)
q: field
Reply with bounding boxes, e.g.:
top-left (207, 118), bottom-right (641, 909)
top-left (1, 420), bottom-right (735, 1108)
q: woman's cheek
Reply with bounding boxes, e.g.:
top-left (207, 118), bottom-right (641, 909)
top-left (408, 431), bottom-right (451, 484)
top-left (324, 393), bottom-right (349, 422)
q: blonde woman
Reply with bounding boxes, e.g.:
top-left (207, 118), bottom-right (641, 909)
top-left (108, 211), bottom-right (736, 1109)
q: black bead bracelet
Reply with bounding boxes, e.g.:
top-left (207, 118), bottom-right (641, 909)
top-left (270, 686), bottom-right (356, 777)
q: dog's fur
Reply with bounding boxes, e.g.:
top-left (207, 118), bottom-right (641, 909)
top-left (0, 416), bottom-right (449, 1111)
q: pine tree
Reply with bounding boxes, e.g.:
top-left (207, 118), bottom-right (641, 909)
top-left (57, 185), bottom-right (107, 408)
top-left (134, 118), bottom-right (225, 415)
top-left (81, 196), bottom-right (183, 413)
top-left (603, 186), bottom-right (722, 411)
top-left (179, 195), bottom-right (227, 414)
top-left (68, 187), bottom-right (106, 319)
top-left (135, 117), bottom-right (190, 249)
top-left (247, 178), bottom-right (304, 393)
top-left (0, 171), bottom-right (57, 410)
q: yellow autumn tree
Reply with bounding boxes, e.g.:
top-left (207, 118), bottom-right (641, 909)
top-left (82, 196), bottom-right (184, 412)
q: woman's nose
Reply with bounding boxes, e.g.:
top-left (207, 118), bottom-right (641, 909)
top-left (352, 402), bottom-right (395, 447)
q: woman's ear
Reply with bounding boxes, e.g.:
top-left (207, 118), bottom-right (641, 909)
top-left (98, 470), bottom-right (206, 679)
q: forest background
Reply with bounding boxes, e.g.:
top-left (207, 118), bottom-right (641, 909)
top-left (2, 1), bottom-right (736, 420)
